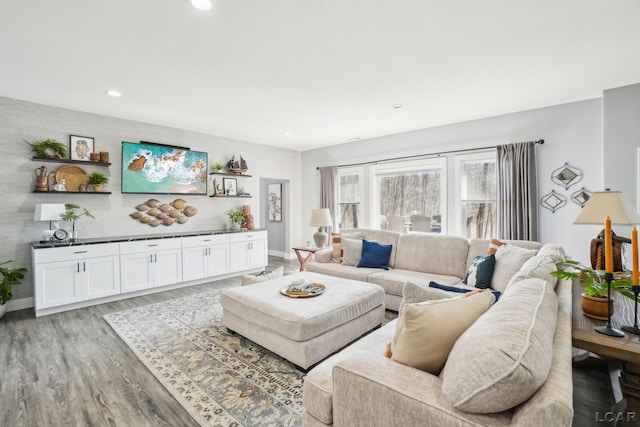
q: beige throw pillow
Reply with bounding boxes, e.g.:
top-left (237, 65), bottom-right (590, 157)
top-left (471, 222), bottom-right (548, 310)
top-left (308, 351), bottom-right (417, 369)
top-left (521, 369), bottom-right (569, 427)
top-left (490, 244), bottom-right (537, 292)
top-left (441, 278), bottom-right (557, 413)
top-left (331, 231), bottom-right (364, 263)
top-left (506, 254), bottom-right (558, 290)
top-left (399, 281), bottom-right (453, 313)
top-left (341, 237), bottom-right (364, 266)
top-left (241, 266), bottom-right (284, 285)
top-left (389, 290), bottom-right (495, 374)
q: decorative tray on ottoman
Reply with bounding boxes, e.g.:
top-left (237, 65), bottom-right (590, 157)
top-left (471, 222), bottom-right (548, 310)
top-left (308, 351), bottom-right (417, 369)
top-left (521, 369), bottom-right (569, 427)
top-left (280, 282), bottom-right (325, 298)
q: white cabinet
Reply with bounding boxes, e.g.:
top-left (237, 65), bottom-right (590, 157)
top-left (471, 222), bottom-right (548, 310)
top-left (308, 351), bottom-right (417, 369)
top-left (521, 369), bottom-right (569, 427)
top-left (33, 244), bottom-right (120, 310)
top-left (229, 231), bottom-right (268, 272)
top-left (120, 239), bottom-right (183, 292)
top-left (182, 234), bottom-right (230, 282)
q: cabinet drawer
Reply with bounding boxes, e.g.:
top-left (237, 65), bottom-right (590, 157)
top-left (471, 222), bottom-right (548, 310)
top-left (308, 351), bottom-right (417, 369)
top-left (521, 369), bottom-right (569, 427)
top-left (228, 231), bottom-right (267, 243)
top-left (182, 234), bottom-right (229, 248)
top-left (120, 238), bottom-right (182, 255)
top-left (33, 243), bottom-right (119, 264)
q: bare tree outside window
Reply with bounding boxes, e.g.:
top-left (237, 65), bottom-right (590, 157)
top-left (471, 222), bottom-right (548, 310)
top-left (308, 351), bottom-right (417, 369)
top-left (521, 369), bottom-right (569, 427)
top-left (338, 173), bottom-right (360, 229)
top-left (460, 159), bottom-right (496, 238)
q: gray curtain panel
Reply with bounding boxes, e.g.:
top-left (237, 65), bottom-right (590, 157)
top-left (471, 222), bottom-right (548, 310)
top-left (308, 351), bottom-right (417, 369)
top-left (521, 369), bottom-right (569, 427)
top-left (319, 166), bottom-right (338, 234)
top-left (496, 142), bottom-right (538, 241)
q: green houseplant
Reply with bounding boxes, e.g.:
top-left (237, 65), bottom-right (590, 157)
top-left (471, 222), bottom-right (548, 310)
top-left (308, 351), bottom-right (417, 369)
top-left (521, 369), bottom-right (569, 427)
top-left (25, 138), bottom-right (69, 159)
top-left (227, 210), bottom-right (246, 230)
top-left (212, 162), bottom-right (226, 172)
top-left (0, 260), bottom-right (27, 318)
top-left (61, 203), bottom-right (95, 241)
top-left (87, 172), bottom-right (109, 192)
top-left (551, 259), bottom-right (633, 319)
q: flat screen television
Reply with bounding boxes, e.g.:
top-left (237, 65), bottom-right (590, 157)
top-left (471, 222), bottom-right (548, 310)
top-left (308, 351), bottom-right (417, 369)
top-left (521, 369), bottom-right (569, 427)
top-left (121, 141), bottom-right (208, 195)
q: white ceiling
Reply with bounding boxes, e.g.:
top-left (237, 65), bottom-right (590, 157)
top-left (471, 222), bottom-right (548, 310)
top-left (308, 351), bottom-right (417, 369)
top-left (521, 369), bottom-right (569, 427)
top-left (1, 1), bottom-right (639, 152)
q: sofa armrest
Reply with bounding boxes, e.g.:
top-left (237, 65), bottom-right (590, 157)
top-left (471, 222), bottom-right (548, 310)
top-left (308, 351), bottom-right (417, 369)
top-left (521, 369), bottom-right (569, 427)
top-left (332, 355), bottom-right (512, 426)
top-left (313, 247), bottom-right (333, 263)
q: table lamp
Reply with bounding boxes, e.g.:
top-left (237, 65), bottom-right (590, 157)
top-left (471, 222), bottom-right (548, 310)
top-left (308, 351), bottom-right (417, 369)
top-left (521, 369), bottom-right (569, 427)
top-left (34, 203), bottom-right (66, 242)
top-left (574, 189), bottom-right (640, 337)
top-left (309, 208), bottom-right (333, 248)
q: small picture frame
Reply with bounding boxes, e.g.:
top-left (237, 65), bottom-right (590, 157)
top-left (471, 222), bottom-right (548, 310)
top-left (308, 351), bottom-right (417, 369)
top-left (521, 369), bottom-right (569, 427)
top-left (223, 177), bottom-right (237, 196)
top-left (70, 135), bottom-right (94, 161)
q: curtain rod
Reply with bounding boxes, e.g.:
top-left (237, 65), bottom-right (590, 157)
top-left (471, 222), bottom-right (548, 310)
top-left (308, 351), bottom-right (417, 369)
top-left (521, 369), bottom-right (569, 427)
top-left (316, 139), bottom-right (544, 170)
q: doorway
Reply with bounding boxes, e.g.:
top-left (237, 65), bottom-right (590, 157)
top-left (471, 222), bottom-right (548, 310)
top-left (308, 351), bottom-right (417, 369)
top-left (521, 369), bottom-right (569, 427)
top-left (261, 178), bottom-right (290, 258)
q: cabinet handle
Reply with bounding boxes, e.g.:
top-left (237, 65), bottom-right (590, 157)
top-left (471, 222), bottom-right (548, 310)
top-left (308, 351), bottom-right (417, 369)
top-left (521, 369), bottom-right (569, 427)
top-left (74, 250), bottom-right (88, 254)
top-left (204, 248), bottom-right (207, 256)
top-left (83, 262), bottom-right (86, 272)
top-left (154, 254), bottom-right (157, 262)
top-left (150, 254), bottom-right (153, 263)
top-left (77, 262), bottom-right (80, 273)
top-left (148, 244), bottom-right (158, 247)
top-left (204, 239), bottom-right (212, 242)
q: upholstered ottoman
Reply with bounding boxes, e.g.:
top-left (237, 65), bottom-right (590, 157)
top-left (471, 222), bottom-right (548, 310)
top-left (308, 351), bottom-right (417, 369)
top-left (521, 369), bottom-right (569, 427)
top-left (220, 271), bottom-right (385, 370)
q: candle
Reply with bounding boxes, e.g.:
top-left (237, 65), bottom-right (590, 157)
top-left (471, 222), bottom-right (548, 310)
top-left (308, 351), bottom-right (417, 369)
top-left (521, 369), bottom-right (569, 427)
top-left (605, 216), bottom-right (613, 273)
top-left (633, 226), bottom-right (639, 285)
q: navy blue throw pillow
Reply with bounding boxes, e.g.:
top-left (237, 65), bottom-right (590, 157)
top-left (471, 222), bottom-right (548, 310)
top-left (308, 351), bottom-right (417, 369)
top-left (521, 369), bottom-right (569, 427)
top-left (428, 281), bottom-right (501, 301)
top-left (357, 239), bottom-right (392, 270)
top-left (462, 254), bottom-right (496, 289)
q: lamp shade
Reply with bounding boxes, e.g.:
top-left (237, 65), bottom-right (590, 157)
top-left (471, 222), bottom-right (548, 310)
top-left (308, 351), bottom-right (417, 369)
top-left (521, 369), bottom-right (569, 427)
top-left (574, 190), bottom-right (640, 225)
top-left (34, 203), bottom-right (66, 221)
top-left (309, 208), bottom-right (333, 227)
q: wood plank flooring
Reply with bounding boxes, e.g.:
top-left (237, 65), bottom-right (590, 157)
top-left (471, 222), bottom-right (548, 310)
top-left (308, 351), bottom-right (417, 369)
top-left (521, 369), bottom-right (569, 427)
top-left (0, 256), bottom-right (615, 426)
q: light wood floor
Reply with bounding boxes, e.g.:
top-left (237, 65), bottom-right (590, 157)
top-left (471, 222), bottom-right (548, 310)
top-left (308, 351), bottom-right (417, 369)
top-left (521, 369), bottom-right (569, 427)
top-left (0, 256), bottom-right (614, 426)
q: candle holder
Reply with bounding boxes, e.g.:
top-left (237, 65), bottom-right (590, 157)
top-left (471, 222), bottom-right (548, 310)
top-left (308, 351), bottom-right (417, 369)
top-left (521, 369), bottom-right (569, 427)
top-left (595, 272), bottom-right (625, 337)
top-left (622, 285), bottom-right (640, 335)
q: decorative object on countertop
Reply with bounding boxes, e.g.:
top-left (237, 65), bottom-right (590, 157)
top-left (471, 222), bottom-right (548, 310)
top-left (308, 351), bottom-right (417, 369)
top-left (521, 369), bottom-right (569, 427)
top-left (129, 198), bottom-right (197, 227)
top-left (540, 189), bottom-right (566, 213)
top-left (61, 203), bottom-right (94, 242)
top-left (87, 171), bottom-right (109, 192)
top-left (34, 165), bottom-right (50, 191)
top-left (226, 155), bottom-right (248, 174)
top-left (309, 208), bottom-right (333, 247)
top-left (551, 162), bottom-right (583, 189)
top-left (25, 138), bottom-right (68, 159)
top-left (34, 203), bottom-right (67, 242)
top-left (0, 260), bottom-right (27, 318)
top-left (242, 205), bottom-right (254, 230)
top-left (268, 183), bottom-right (282, 221)
top-left (227, 209), bottom-right (246, 230)
top-left (70, 135), bottom-right (94, 161)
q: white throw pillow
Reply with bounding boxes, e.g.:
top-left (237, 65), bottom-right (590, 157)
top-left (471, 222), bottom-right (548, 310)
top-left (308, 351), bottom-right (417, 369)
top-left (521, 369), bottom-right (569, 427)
top-left (506, 254), bottom-right (558, 290)
top-left (341, 238), bottom-right (364, 266)
top-left (490, 244), bottom-right (537, 292)
top-left (241, 266), bottom-right (284, 285)
top-left (331, 231), bottom-right (365, 263)
top-left (389, 290), bottom-right (495, 374)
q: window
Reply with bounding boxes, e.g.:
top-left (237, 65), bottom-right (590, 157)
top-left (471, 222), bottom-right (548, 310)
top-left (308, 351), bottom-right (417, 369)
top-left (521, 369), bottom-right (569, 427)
top-left (456, 152), bottom-right (496, 239)
top-left (370, 158), bottom-right (446, 233)
top-left (338, 167), bottom-right (363, 230)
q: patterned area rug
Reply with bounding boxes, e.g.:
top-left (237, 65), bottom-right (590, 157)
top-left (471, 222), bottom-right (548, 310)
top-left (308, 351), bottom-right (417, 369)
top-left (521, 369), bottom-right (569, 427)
top-left (104, 289), bottom-right (305, 427)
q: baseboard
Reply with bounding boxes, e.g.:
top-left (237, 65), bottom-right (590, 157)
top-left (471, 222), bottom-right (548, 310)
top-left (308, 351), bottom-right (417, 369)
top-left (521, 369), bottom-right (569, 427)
top-left (268, 250), bottom-right (296, 260)
top-left (7, 297), bottom-right (34, 312)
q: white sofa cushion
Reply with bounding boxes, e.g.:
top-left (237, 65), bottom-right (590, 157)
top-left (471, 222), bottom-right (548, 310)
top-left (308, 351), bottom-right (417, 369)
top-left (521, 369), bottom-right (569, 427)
top-left (395, 234), bottom-right (469, 277)
top-left (491, 244), bottom-right (538, 292)
top-left (506, 254), bottom-right (558, 290)
top-left (441, 278), bottom-right (557, 413)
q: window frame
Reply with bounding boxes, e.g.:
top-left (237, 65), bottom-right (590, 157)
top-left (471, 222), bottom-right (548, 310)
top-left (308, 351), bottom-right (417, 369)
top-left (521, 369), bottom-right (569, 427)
top-left (337, 166), bottom-right (364, 231)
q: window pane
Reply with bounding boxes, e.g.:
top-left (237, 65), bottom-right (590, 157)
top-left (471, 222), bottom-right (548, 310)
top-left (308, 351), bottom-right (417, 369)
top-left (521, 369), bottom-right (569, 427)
top-left (460, 159), bottom-right (496, 238)
top-left (339, 173), bottom-right (361, 229)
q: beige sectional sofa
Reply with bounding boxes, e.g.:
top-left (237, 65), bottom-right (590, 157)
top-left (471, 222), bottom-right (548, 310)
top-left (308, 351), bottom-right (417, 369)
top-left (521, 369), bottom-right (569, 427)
top-left (306, 229), bottom-right (543, 311)
top-left (303, 229), bottom-right (573, 426)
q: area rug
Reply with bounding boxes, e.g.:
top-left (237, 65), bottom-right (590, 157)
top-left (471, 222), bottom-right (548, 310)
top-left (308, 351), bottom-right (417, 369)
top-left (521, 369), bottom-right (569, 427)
top-left (103, 288), bottom-right (305, 426)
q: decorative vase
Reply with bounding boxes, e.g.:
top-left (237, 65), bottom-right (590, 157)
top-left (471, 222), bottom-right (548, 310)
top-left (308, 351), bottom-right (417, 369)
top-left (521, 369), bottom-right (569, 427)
top-left (70, 229), bottom-right (78, 242)
top-left (581, 292), bottom-right (613, 320)
top-left (230, 222), bottom-right (241, 230)
top-left (93, 184), bottom-right (103, 192)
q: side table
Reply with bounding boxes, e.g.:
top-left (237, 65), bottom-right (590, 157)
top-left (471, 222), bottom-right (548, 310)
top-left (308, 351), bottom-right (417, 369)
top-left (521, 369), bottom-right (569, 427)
top-left (292, 246), bottom-right (319, 271)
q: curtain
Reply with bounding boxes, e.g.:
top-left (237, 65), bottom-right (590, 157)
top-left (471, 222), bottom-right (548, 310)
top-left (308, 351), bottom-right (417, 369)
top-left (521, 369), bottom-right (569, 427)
top-left (497, 142), bottom-right (538, 240)
top-left (319, 166), bottom-right (338, 234)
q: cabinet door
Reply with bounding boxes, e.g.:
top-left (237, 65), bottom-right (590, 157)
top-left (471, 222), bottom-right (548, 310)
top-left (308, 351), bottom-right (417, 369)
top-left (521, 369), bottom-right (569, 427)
top-left (121, 252), bottom-right (154, 292)
top-left (34, 260), bottom-right (83, 309)
top-left (248, 239), bottom-right (267, 269)
top-left (208, 244), bottom-right (229, 276)
top-left (228, 242), bottom-right (248, 272)
top-left (154, 249), bottom-right (183, 287)
top-left (84, 255), bottom-right (120, 299)
top-left (182, 246), bottom-right (209, 282)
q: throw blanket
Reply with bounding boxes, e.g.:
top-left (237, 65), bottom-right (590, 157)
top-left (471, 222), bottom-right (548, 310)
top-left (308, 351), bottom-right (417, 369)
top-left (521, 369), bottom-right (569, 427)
top-left (429, 281), bottom-right (501, 301)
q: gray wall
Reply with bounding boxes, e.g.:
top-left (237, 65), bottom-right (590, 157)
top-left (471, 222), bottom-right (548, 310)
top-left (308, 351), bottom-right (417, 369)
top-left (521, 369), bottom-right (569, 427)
top-left (261, 177), bottom-right (290, 257)
top-left (1, 96), bottom-right (302, 306)
top-left (301, 98), bottom-right (606, 264)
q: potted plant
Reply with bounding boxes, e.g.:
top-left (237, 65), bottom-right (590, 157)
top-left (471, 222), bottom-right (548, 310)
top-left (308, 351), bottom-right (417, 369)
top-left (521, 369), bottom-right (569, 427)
top-left (227, 210), bottom-right (246, 230)
top-left (61, 203), bottom-right (95, 241)
top-left (0, 260), bottom-right (27, 318)
top-left (212, 162), bottom-right (226, 173)
top-left (551, 259), bottom-right (632, 319)
top-left (24, 138), bottom-right (69, 159)
top-left (88, 172), bottom-right (109, 192)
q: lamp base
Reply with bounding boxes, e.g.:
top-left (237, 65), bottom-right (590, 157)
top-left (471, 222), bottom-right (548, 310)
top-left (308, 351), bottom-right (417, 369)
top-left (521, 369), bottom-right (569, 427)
top-left (313, 230), bottom-right (328, 248)
top-left (622, 325), bottom-right (640, 335)
top-left (595, 325), bottom-right (625, 337)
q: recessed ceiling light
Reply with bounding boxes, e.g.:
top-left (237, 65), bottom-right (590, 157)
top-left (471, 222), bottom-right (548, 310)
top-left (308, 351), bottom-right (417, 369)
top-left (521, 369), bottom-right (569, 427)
top-left (190, 0), bottom-right (212, 10)
top-left (393, 104), bottom-right (403, 109)
top-left (106, 89), bottom-right (122, 97)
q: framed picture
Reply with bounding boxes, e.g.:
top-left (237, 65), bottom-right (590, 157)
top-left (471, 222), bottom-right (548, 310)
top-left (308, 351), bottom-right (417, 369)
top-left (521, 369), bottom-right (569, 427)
top-left (268, 183), bottom-right (282, 221)
top-left (70, 135), bottom-right (94, 161)
top-left (223, 177), bottom-right (237, 196)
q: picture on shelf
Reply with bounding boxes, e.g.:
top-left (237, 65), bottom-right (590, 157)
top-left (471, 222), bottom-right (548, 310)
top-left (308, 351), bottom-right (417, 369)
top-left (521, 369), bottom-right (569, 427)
top-left (70, 135), bottom-right (94, 161)
top-left (223, 178), bottom-right (237, 196)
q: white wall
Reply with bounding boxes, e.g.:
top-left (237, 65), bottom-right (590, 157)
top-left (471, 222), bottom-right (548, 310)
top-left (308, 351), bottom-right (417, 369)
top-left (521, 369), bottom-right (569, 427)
top-left (0, 96), bottom-right (302, 303)
top-left (301, 98), bottom-right (604, 263)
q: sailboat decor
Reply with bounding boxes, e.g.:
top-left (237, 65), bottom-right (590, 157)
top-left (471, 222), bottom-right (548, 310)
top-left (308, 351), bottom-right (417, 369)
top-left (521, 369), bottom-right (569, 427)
top-left (226, 155), bottom-right (248, 175)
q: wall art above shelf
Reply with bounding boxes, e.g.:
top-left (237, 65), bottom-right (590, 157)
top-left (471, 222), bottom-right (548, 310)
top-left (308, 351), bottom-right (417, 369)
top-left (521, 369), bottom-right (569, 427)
top-left (33, 191), bottom-right (112, 195)
top-left (32, 157), bottom-right (111, 167)
top-left (209, 172), bottom-right (252, 178)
